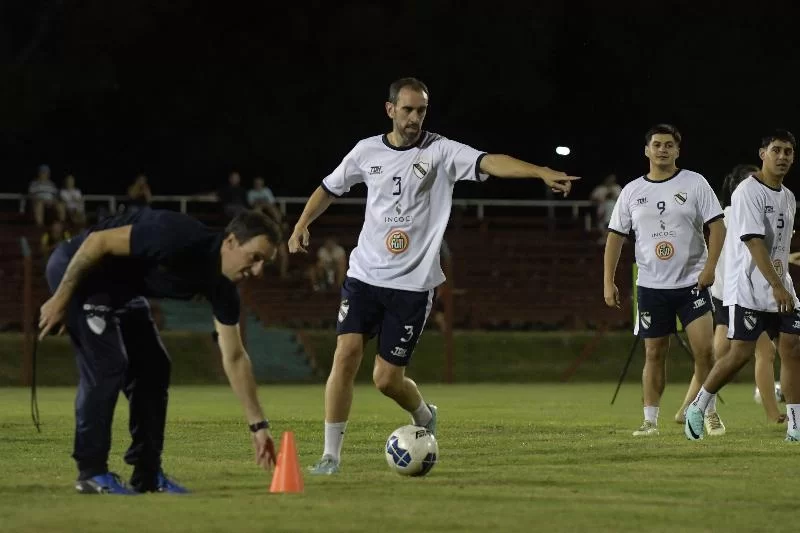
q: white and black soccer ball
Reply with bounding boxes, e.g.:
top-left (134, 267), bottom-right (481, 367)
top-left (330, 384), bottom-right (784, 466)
top-left (754, 381), bottom-right (785, 404)
top-left (385, 425), bottom-right (438, 477)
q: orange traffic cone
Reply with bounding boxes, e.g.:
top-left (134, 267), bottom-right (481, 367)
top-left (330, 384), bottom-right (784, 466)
top-left (269, 431), bottom-right (304, 494)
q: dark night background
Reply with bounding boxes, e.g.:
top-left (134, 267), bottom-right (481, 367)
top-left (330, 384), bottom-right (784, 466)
top-left (2, 0), bottom-right (799, 200)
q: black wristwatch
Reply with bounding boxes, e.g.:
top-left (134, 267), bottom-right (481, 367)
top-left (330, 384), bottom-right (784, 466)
top-left (249, 419), bottom-right (270, 433)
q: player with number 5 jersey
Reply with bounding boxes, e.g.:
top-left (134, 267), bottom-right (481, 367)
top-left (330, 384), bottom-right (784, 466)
top-left (604, 124), bottom-right (726, 437)
top-left (685, 130), bottom-right (800, 442)
top-left (288, 77), bottom-right (579, 474)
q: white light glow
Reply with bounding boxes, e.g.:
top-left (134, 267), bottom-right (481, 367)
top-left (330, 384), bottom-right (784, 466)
top-left (555, 146), bottom-right (571, 156)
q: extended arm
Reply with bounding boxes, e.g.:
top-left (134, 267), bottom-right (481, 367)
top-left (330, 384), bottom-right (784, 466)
top-left (479, 154), bottom-right (579, 196)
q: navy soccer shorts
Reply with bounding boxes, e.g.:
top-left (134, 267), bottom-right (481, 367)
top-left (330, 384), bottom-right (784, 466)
top-left (727, 305), bottom-right (800, 341)
top-left (336, 277), bottom-right (434, 366)
top-left (635, 285), bottom-right (712, 338)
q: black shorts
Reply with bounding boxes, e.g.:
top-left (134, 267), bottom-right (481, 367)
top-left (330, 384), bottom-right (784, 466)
top-left (635, 285), bottom-right (713, 338)
top-left (712, 296), bottom-right (728, 328)
top-left (336, 277), bottom-right (434, 366)
top-left (727, 305), bottom-right (800, 341)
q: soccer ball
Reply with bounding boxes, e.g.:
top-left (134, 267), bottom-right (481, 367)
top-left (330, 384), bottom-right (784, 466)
top-left (384, 425), bottom-right (438, 477)
top-left (754, 381), bottom-right (784, 404)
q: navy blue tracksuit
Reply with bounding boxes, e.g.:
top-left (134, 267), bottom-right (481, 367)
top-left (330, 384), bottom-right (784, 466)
top-left (45, 208), bottom-right (240, 488)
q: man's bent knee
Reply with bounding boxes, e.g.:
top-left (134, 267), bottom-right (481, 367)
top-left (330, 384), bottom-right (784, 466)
top-left (373, 357), bottom-right (404, 396)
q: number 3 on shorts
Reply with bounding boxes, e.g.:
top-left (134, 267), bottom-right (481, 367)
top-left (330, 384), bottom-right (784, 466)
top-left (400, 325), bottom-right (414, 343)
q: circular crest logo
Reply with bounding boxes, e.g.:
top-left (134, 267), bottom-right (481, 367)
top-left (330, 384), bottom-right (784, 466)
top-left (386, 229), bottom-right (410, 254)
top-left (655, 241), bottom-right (674, 260)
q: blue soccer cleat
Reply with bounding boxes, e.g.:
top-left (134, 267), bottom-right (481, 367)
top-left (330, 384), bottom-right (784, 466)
top-left (684, 405), bottom-right (705, 440)
top-left (75, 472), bottom-right (137, 495)
top-left (131, 470), bottom-right (190, 494)
top-left (154, 472), bottom-right (190, 494)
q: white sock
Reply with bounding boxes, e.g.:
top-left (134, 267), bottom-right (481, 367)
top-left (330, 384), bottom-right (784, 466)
top-left (323, 421), bottom-right (347, 462)
top-left (705, 394), bottom-right (717, 415)
top-left (412, 401), bottom-right (432, 427)
top-left (788, 405), bottom-right (800, 432)
top-left (691, 387), bottom-right (714, 412)
top-left (643, 406), bottom-right (659, 425)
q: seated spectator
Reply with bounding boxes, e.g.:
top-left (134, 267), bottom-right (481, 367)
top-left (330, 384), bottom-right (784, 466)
top-left (218, 171), bottom-right (248, 218)
top-left (247, 176), bottom-right (277, 212)
top-left (307, 238), bottom-right (347, 291)
top-left (590, 173), bottom-right (621, 230)
top-left (247, 176), bottom-right (290, 277)
top-left (126, 174), bottom-right (153, 212)
top-left (40, 220), bottom-right (71, 257)
top-left (28, 164), bottom-right (65, 227)
top-left (60, 174), bottom-right (86, 228)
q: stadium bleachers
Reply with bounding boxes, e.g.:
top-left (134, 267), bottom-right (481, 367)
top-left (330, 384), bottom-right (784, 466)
top-left (0, 209), bottom-right (633, 333)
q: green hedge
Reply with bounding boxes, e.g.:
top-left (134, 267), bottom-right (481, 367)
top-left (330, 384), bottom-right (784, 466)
top-left (0, 330), bottom-right (764, 386)
top-left (299, 329), bottom-right (761, 384)
top-left (0, 332), bottom-right (225, 386)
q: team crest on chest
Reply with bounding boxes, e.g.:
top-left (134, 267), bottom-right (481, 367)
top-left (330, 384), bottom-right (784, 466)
top-left (655, 241), bottom-right (674, 260)
top-left (385, 229), bottom-right (410, 254)
top-left (674, 192), bottom-right (687, 205)
top-left (412, 160), bottom-right (430, 180)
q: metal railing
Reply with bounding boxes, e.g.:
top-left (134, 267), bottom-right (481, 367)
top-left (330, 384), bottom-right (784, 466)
top-left (0, 192), bottom-right (595, 223)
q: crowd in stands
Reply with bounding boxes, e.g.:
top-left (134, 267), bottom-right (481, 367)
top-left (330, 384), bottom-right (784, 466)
top-left (21, 164), bottom-right (345, 292)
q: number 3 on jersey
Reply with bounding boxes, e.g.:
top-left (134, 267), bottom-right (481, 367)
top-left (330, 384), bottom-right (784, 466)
top-left (393, 176), bottom-right (401, 196)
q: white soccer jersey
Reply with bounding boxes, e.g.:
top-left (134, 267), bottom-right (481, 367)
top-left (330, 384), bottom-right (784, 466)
top-left (322, 131), bottom-right (488, 291)
top-left (722, 176), bottom-right (799, 311)
top-left (608, 169), bottom-right (723, 289)
top-left (709, 205), bottom-right (732, 300)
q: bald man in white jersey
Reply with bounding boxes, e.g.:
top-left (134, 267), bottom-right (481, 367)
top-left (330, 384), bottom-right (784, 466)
top-left (685, 130), bottom-right (800, 442)
top-left (604, 124), bottom-right (726, 437)
top-left (288, 77), bottom-right (579, 474)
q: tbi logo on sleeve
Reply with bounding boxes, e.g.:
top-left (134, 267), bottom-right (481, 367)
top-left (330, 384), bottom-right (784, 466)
top-left (386, 229), bottom-right (410, 254)
top-left (655, 241), bottom-right (674, 260)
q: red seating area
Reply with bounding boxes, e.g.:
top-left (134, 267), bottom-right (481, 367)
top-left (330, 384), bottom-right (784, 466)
top-left (0, 209), bottom-right (633, 332)
top-left (242, 213), bottom-right (633, 331)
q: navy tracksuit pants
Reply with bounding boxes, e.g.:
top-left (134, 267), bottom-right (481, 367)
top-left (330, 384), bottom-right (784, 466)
top-left (46, 245), bottom-right (171, 486)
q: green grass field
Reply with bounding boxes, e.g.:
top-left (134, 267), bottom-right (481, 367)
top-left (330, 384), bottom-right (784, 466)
top-left (0, 383), bottom-right (794, 532)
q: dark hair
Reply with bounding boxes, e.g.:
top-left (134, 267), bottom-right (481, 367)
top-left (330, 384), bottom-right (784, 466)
top-left (645, 124), bottom-right (682, 145)
top-left (720, 164), bottom-right (759, 207)
top-left (388, 77), bottom-right (429, 104)
top-left (761, 129), bottom-right (796, 150)
top-left (225, 210), bottom-right (282, 245)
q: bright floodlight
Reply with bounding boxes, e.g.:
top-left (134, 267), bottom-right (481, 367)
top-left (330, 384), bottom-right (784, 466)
top-left (555, 146), bottom-right (571, 156)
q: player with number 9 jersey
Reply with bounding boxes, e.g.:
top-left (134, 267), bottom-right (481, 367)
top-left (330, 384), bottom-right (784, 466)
top-left (604, 124), bottom-right (726, 438)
